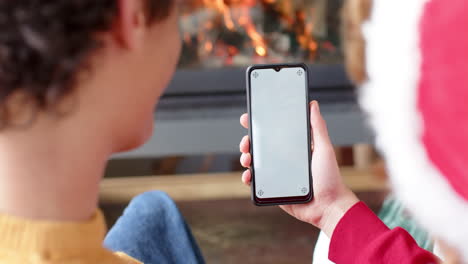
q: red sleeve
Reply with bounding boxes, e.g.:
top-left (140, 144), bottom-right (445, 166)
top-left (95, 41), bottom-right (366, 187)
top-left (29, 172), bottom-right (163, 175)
top-left (328, 202), bottom-right (440, 264)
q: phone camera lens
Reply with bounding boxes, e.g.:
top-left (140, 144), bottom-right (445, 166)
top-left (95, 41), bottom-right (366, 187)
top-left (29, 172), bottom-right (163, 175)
top-left (274, 67), bottom-right (280, 72)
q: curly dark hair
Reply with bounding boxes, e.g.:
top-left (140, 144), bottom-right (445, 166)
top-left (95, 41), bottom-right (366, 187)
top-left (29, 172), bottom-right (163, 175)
top-left (0, 0), bottom-right (174, 129)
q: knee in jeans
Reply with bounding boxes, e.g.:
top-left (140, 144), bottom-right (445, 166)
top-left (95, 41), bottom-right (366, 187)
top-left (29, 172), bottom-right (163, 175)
top-left (127, 190), bottom-right (178, 217)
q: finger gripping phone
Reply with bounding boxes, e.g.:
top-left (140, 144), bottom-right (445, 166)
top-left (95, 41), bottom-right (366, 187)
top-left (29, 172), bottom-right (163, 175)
top-left (246, 63), bottom-right (313, 206)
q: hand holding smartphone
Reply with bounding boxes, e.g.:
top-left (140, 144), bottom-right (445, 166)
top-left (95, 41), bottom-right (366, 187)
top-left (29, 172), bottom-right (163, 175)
top-left (241, 73), bottom-right (359, 235)
top-left (246, 63), bottom-right (313, 206)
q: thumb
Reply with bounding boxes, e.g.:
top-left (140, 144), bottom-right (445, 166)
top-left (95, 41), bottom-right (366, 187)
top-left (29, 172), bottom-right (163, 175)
top-left (310, 101), bottom-right (331, 148)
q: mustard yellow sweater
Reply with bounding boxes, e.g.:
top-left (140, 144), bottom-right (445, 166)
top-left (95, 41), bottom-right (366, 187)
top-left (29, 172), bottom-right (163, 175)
top-left (0, 210), bottom-right (142, 264)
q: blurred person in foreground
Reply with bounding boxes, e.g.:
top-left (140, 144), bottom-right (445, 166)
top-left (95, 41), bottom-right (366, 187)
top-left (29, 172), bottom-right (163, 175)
top-left (239, 0), bottom-right (467, 263)
top-left (0, 1), bottom-right (204, 263)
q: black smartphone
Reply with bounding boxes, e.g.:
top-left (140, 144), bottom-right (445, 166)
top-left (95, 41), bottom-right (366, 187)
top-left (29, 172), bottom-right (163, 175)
top-left (246, 63), bottom-right (313, 206)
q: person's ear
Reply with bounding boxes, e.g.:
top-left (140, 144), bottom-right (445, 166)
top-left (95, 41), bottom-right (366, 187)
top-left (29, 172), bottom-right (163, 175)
top-left (114, 0), bottom-right (147, 50)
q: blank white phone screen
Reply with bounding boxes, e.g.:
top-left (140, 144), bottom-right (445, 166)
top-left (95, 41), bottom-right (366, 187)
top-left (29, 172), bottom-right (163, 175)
top-left (250, 67), bottom-right (310, 199)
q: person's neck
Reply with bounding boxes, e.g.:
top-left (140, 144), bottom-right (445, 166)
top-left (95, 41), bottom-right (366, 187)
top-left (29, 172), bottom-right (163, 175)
top-left (0, 117), bottom-right (111, 222)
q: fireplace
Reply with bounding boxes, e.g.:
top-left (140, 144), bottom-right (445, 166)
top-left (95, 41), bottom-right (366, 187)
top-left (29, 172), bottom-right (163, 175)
top-left (178, 0), bottom-right (343, 68)
top-left (116, 0), bottom-right (372, 159)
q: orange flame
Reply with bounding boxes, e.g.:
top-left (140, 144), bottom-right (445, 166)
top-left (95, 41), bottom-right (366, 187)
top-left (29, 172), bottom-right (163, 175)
top-left (204, 0), bottom-right (235, 31)
top-left (239, 5), bottom-right (267, 56)
top-left (255, 46), bottom-right (266, 57)
top-left (190, 0), bottom-right (322, 61)
top-left (202, 0), bottom-right (268, 57)
top-left (204, 41), bottom-right (213, 52)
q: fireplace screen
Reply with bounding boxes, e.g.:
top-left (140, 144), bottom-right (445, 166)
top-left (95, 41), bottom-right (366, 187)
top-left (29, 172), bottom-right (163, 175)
top-left (178, 0), bottom-right (344, 69)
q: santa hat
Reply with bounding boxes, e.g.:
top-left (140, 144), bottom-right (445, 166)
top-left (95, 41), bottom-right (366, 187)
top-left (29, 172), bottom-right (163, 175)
top-left (359, 0), bottom-right (468, 259)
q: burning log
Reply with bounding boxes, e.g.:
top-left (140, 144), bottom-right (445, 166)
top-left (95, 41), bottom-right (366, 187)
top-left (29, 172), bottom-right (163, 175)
top-left (178, 0), bottom-right (342, 68)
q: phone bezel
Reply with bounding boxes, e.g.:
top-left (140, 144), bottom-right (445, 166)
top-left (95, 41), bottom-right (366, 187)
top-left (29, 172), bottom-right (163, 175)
top-left (246, 63), bottom-right (313, 206)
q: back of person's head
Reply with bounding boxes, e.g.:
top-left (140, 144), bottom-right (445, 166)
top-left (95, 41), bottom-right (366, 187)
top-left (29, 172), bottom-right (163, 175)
top-left (0, 0), bottom-right (180, 152)
top-left (342, 0), bottom-right (468, 262)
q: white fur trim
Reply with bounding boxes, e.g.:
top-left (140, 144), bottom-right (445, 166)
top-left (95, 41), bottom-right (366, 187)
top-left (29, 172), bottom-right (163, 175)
top-left (313, 232), bottom-right (335, 264)
top-left (360, 0), bottom-right (468, 260)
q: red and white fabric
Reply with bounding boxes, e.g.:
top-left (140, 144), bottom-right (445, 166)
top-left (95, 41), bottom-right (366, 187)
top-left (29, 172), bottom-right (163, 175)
top-left (359, 0), bottom-right (468, 260)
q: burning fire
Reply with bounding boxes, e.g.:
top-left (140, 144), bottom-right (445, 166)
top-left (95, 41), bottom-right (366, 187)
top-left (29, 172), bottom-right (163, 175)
top-left (204, 41), bottom-right (213, 52)
top-left (201, 0), bottom-right (268, 57)
top-left (205, 0), bottom-right (235, 30)
top-left (239, 4), bottom-right (268, 57)
top-left (181, 0), bottom-right (323, 66)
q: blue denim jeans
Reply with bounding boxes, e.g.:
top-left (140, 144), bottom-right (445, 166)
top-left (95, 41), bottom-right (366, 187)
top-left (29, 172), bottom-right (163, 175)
top-left (104, 191), bottom-right (205, 264)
